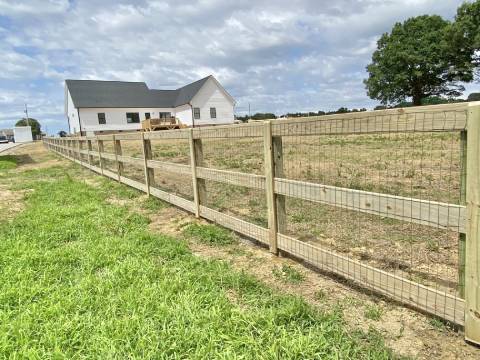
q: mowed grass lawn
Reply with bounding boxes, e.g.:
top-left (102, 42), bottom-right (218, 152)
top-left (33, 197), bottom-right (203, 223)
top-left (0, 150), bottom-right (397, 359)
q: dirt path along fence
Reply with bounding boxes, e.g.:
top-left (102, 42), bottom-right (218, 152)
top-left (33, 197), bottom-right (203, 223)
top-left (44, 102), bottom-right (480, 344)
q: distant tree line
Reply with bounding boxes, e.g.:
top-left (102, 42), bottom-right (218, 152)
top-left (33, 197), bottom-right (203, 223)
top-left (236, 107), bottom-right (371, 122)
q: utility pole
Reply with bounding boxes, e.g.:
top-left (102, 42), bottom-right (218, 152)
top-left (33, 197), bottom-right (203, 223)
top-left (24, 104), bottom-right (30, 127)
top-left (248, 102), bottom-right (251, 121)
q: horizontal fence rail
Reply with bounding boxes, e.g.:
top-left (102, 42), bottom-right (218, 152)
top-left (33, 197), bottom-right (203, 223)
top-left (44, 102), bottom-right (480, 343)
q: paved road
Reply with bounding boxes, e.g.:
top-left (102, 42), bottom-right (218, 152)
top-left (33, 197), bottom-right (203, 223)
top-left (0, 143), bottom-right (21, 154)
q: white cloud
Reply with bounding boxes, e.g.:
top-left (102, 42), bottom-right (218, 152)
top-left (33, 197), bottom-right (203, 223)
top-left (0, 0), bottom-right (69, 16)
top-left (0, 0), bottom-right (478, 133)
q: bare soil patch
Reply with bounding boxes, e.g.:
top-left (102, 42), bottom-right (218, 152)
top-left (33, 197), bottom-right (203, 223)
top-left (3, 142), bottom-right (65, 171)
top-left (0, 185), bottom-right (27, 220)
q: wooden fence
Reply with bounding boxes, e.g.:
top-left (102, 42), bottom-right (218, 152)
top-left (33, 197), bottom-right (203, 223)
top-left (44, 102), bottom-right (480, 344)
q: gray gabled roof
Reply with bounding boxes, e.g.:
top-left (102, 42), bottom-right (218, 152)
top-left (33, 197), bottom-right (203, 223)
top-left (65, 76), bottom-right (213, 109)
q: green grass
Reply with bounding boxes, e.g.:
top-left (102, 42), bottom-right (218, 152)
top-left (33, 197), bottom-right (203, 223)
top-left (141, 196), bottom-right (168, 212)
top-left (183, 223), bottom-right (236, 246)
top-left (0, 162), bottom-right (397, 358)
top-left (0, 155), bottom-right (17, 170)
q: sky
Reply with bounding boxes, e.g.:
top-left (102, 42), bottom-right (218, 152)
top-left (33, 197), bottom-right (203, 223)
top-left (0, 0), bottom-right (479, 135)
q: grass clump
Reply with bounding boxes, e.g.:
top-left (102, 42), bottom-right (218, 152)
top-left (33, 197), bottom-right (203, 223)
top-left (365, 304), bottom-right (383, 321)
top-left (0, 155), bottom-right (17, 170)
top-left (141, 196), bottom-right (168, 212)
top-left (272, 264), bottom-right (306, 284)
top-left (98, 177), bottom-right (143, 199)
top-left (183, 222), bottom-right (236, 246)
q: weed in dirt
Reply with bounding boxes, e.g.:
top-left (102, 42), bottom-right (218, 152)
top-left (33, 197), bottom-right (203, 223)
top-left (183, 223), bottom-right (236, 246)
top-left (272, 264), bottom-right (306, 284)
top-left (227, 246), bottom-right (250, 257)
top-left (427, 317), bottom-right (455, 332)
top-left (249, 215), bottom-right (268, 228)
top-left (426, 239), bottom-right (440, 252)
top-left (364, 304), bottom-right (383, 321)
top-left (314, 289), bottom-right (327, 301)
top-left (0, 155), bottom-right (18, 170)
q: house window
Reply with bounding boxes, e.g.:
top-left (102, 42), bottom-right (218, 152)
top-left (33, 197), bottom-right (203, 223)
top-left (145, 112), bottom-right (151, 120)
top-left (159, 112), bottom-right (171, 119)
top-left (210, 107), bottom-right (216, 119)
top-left (193, 107), bottom-right (200, 119)
top-left (126, 112), bottom-right (140, 123)
top-left (97, 113), bottom-right (106, 125)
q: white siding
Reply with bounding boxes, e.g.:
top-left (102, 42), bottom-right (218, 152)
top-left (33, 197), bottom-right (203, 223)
top-left (79, 108), bottom-right (174, 132)
top-left (14, 126), bottom-right (33, 143)
top-left (66, 89), bottom-right (80, 134)
top-left (174, 104), bottom-right (193, 126)
top-left (190, 78), bottom-right (234, 126)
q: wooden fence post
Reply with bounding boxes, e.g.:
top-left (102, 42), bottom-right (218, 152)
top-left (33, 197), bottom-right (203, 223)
top-left (189, 129), bottom-right (206, 217)
top-left (141, 133), bottom-right (154, 196)
top-left (459, 130), bottom-right (467, 298)
top-left (264, 121), bottom-right (279, 255)
top-left (113, 136), bottom-right (123, 181)
top-left (68, 139), bottom-right (72, 159)
top-left (97, 138), bottom-right (105, 175)
top-left (465, 104), bottom-right (480, 344)
top-left (87, 139), bottom-right (94, 166)
top-left (189, 129), bottom-right (200, 217)
top-left (77, 139), bottom-right (83, 164)
top-left (273, 135), bottom-right (287, 236)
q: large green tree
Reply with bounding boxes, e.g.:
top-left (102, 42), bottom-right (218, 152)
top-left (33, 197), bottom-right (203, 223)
top-left (451, 0), bottom-right (480, 78)
top-left (15, 118), bottom-right (41, 137)
top-left (365, 15), bottom-right (473, 106)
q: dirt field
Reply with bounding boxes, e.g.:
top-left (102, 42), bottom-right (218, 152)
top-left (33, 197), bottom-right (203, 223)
top-left (5, 142), bottom-right (480, 359)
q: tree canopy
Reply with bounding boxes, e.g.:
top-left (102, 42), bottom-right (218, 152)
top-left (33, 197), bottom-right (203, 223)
top-left (468, 93), bottom-right (480, 101)
top-left (365, 14), bottom-right (474, 106)
top-left (15, 118), bottom-right (41, 136)
top-left (453, 0), bottom-right (480, 78)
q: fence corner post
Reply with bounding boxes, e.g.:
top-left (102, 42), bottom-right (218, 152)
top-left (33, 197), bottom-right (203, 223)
top-left (465, 104), bottom-right (480, 345)
top-left (264, 121), bottom-right (279, 255)
top-left (142, 132), bottom-right (154, 196)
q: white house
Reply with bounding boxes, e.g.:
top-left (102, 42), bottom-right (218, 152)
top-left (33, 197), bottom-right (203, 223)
top-left (65, 75), bottom-right (235, 135)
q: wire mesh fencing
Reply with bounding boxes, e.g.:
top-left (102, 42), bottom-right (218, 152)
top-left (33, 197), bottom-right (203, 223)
top-left (44, 102), bottom-right (480, 337)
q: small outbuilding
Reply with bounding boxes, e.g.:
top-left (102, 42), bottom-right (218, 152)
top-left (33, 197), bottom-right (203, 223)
top-left (14, 126), bottom-right (33, 143)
